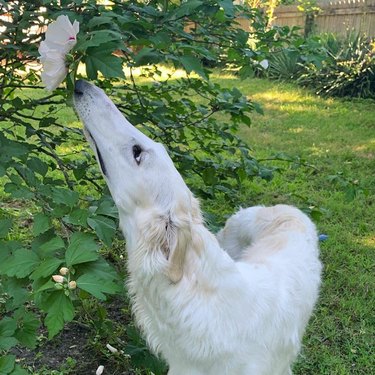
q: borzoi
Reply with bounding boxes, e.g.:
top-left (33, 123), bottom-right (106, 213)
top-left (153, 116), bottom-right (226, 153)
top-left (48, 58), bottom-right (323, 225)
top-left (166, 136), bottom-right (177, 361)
top-left (73, 80), bottom-right (322, 375)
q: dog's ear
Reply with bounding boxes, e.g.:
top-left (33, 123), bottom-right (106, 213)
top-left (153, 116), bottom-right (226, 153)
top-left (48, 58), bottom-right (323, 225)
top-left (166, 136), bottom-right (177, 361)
top-left (162, 216), bottom-right (190, 283)
top-left (164, 196), bottom-right (203, 282)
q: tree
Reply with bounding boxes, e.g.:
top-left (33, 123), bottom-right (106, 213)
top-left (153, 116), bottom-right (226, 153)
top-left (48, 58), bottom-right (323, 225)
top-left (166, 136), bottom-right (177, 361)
top-left (0, 1), bottom-right (274, 373)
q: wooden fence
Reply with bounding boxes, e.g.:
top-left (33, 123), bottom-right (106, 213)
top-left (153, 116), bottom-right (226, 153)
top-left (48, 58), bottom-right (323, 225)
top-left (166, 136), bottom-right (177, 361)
top-left (272, 0), bottom-right (375, 38)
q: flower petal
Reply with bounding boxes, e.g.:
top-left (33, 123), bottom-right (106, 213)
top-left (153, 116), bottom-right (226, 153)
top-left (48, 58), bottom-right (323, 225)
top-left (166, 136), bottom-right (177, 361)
top-left (43, 15), bottom-right (79, 54)
top-left (41, 63), bottom-right (68, 91)
top-left (38, 15), bottom-right (79, 90)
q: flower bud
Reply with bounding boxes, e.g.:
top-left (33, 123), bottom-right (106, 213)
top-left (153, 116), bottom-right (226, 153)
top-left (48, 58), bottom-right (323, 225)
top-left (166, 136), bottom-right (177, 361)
top-left (106, 343), bottom-right (118, 354)
top-left (96, 365), bottom-right (104, 375)
top-left (59, 267), bottom-right (69, 275)
top-left (52, 275), bottom-right (65, 283)
top-left (68, 280), bottom-right (77, 290)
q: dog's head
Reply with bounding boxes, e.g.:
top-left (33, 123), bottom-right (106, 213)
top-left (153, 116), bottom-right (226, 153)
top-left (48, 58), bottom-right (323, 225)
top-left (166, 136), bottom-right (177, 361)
top-left (73, 80), bottom-right (200, 282)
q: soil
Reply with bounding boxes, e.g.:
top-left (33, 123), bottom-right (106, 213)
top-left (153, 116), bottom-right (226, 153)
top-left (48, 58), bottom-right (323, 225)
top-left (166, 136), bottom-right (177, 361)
top-left (12, 298), bottom-right (138, 375)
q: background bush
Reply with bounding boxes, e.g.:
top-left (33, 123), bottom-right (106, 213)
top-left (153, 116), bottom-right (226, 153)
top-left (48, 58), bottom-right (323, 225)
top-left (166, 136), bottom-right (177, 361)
top-left (258, 28), bottom-right (375, 99)
top-left (298, 32), bottom-right (375, 98)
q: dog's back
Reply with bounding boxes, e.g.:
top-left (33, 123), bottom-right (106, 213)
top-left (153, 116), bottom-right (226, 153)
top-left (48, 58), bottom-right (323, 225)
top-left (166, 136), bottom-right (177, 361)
top-left (217, 205), bottom-right (322, 374)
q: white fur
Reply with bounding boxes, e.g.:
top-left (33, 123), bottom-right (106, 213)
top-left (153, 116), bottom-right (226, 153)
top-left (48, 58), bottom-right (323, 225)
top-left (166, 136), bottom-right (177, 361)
top-left (74, 81), bottom-right (322, 375)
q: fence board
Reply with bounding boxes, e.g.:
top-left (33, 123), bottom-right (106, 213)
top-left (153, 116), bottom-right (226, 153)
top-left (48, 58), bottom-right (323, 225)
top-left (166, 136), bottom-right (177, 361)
top-left (272, 0), bottom-right (375, 37)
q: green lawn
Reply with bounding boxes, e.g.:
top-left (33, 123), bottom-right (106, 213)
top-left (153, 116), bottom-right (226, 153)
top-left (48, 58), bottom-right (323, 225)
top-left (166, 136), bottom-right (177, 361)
top-left (213, 77), bottom-right (375, 374)
top-left (4, 76), bottom-right (375, 374)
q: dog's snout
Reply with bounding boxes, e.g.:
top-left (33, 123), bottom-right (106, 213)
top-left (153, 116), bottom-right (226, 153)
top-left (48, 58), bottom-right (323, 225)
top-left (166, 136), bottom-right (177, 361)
top-left (74, 79), bottom-right (87, 96)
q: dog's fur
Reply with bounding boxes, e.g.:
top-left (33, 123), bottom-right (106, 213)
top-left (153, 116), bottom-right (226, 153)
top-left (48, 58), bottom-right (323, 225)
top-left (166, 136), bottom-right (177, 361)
top-left (73, 80), bottom-right (322, 375)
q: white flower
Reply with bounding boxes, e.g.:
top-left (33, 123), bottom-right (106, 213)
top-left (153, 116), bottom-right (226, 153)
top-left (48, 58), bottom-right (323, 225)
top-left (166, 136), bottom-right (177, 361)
top-left (96, 365), bottom-right (104, 375)
top-left (38, 15), bottom-right (79, 91)
top-left (259, 59), bottom-right (269, 70)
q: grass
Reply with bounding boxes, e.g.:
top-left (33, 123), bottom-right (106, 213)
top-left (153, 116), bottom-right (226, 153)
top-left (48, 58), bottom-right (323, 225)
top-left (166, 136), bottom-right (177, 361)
top-left (212, 77), bottom-right (375, 374)
top-left (3, 74), bottom-right (375, 374)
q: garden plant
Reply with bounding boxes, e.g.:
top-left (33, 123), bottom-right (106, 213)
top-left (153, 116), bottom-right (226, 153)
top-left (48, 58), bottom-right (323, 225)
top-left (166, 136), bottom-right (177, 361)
top-left (0, 0), bottom-right (279, 373)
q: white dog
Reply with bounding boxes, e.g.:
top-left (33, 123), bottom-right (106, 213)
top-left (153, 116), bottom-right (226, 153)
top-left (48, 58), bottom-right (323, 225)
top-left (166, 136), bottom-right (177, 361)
top-left (73, 80), bottom-right (322, 375)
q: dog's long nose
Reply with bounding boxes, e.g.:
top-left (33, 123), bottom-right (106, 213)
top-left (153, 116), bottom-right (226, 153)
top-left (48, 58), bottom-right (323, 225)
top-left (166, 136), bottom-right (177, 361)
top-left (74, 79), bottom-right (86, 95)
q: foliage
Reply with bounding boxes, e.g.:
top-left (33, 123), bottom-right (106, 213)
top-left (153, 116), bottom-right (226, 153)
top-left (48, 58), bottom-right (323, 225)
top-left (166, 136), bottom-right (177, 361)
top-left (259, 29), bottom-right (375, 99)
top-left (298, 33), bottom-right (375, 98)
top-left (0, 0), bottom-right (274, 373)
top-left (268, 48), bottom-right (302, 79)
top-left (296, 0), bottom-right (321, 15)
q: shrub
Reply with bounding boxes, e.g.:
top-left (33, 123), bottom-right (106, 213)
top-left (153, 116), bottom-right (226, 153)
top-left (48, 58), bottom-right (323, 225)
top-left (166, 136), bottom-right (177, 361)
top-left (268, 48), bottom-right (303, 80)
top-left (298, 33), bottom-right (375, 98)
top-left (260, 29), bottom-right (375, 99)
top-left (0, 1), bottom-right (274, 373)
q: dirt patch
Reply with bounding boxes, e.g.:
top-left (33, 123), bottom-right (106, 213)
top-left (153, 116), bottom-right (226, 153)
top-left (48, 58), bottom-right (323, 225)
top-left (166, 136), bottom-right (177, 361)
top-left (13, 323), bottom-right (95, 373)
top-left (12, 298), bottom-right (138, 374)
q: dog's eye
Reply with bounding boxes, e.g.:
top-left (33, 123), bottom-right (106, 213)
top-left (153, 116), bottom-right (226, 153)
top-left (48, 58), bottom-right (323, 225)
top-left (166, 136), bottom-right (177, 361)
top-left (132, 145), bottom-right (143, 165)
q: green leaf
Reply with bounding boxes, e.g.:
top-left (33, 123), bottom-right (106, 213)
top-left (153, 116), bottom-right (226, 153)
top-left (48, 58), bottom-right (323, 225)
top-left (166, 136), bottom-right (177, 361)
top-left (0, 241), bottom-right (18, 265)
top-left (253, 102), bottom-right (264, 115)
top-left (0, 354), bottom-right (16, 374)
top-left (173, 0), bottom-right (203, 18)
top-left (10, 365), bottom-right (29, 375)
top-left (87, 16), bottom-right (113, 28)
top-left (0, 249), bottom-right (39, 278)
top-left (2, 278), bottom-right (29, 309)
top-left (34, 279), bottom-right (55, 294)
top-left (180, 55), bottom-right (207, 79)
top-left (77, 257), bottom-right (120, 283)
top-left (26, 157), bottom-right (48, 177)
top-left (95, 199), bottom-right (118, 219)
top-left (0, 218), bottom-right (12, 238)
top-left (32, 213), bottom-right (51, 236)
top-left (87, 215), bottom-right (116, 246)
top-left (36, 235), bottom-right (65, 258)
top-left (51, 187), bottom-right (79, 208)
top-left (14, 310), bottom-right (40, 349)
top-left (4, 183), bottom-right (34, 199)
top-left (0, 317), bottom-right (17, 351)
top-left (149, 32), bottom-right (171, 48)
top-left (85, 43), bottom-right (124, 79)
top-left (218, 0), bottom-right (234, 17)
top-left (77, 30), bottom-right (121, 50)
top-left (202, 167), bottom-right (217, 185)
top-left (76, 273), bottom-right (121, 300)
top-left (134, 48), bottom-right (163, 66)
top-left (64, 208), bottom-right (89, 227)
top-left (42, 292), bottom-right (75, 339)
top-left (38, 117), bottom-right (56, 128)
top-left (30, 257), bottom-right (64, 280)
top-left (0, 337), bottom-right (18, 352)
top-left (65, 232), bottom-right (99, 267)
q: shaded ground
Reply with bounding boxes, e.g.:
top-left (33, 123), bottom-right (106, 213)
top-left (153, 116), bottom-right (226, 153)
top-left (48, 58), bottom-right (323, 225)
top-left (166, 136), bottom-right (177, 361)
top-left (12, 298), bottom-right (138, 375)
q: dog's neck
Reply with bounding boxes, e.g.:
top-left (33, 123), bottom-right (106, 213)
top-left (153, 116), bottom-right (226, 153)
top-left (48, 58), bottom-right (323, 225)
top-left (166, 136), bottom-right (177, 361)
top-left (120, 205), bottom-right (235, 289)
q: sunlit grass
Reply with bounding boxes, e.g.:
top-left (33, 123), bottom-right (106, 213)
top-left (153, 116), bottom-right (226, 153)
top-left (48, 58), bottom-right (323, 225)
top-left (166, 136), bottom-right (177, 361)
top-left (202, 75), bottom-right (374, 374)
